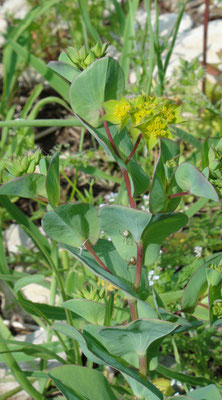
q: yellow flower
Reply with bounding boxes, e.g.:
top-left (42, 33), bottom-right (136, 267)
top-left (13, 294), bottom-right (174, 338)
top-left (152, 378), bottom-right (174, 396)
top-left (102, 96), bottom-right (131, 130)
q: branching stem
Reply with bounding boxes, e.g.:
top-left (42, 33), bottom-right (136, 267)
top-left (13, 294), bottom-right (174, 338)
top-left (125, 133), bottom-right (143, 164)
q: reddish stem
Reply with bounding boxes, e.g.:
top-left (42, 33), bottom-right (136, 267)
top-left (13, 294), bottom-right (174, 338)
top-left (169, 191), bottom-right (190, 199)
top-left (133, 243), bottom-right (144, 291)
top-left (198, 302), bottom-right (209, 309)
top-left (128, 299), bottom-right (138, 320)
top-left (125, 133), bottom-right (143, 165)
top-left (100, 109), bottom-right (121, 159)
top-left (121, 167), bottom-right (136, 208)
top-left (84, 242), bottom-right (111, 273)
top-left (202, 0), bottom-right (210, 94)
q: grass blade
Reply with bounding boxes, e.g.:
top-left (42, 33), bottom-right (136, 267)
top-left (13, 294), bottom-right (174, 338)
top-left (120, 0), bottom-right (140, 86)
top-left (7, 39), bottom-right (70, 102)
top-left (77, 0), bottom-right (101, 43)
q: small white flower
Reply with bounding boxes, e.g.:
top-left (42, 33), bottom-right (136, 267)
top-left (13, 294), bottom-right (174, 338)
top-left (194, 246), bottom-right (202, 257)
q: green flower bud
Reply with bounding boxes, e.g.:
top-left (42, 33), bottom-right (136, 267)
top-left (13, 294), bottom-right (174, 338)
top-left (27, 160), bottom-right (36, 174)
top-left (101, 42), bottom-right (109, 56)
top-left (91, 42), bottom-right (102, 58)
top-left (79, 45), bottom-right (87, 60)
top-left (84, 51), bottom-right (96, 67)
top-left (67, 46), bottom-right (80, 64)
top-left (212, 301), bottom-right (222, 318)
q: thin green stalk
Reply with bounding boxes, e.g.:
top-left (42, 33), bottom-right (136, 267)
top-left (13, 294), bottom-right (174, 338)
top-left (144, 0), bottom-right (155, 94)
top-left (0, 333), bottom-right (44, 400)
top-left (78, 0), bottom-right (101, 43)
top-left (0, 119), bottom-right (82, 128)
top-left (28, 97), bottom-right (71, 120)
top-left (120, 0), bottom-right (139, 86)
top-left (0, 385), bottom-right (23, 400)
top-left (69, 127), bottom-right (85, 202)
top-left (61, 249), bottom-right (70, 271)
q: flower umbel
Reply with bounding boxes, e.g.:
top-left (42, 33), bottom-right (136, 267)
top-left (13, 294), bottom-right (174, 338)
top-left (103, 94), bottom-right (183, 150)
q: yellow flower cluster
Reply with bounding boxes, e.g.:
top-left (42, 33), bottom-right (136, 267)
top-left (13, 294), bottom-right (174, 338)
top-left (103, 94), bottom-right (183, 149)
top-left (161, 105), bottom-right (175, 123)
top-left (145, 116), bottom-right (167, 137)
top-left (113, 102), bottom-right (131, 119)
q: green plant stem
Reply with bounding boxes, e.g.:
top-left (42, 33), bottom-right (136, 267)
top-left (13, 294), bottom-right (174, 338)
top-left (0, 119), bottom-right (82, 128)
top-left (0, 385), bottom-right (23, 400)
top-left (84, 242), bottom-right (111, 272)
top-left (133, 243), bottom-right (144, 291)
top-left (0, 333), bottom-right (44, 400)
top-left (125, 133), bottom-right (143, 164)
top-left (69, 127), bottom-right (85, 202)
top-left (139, 353), bottom-right (148, 378)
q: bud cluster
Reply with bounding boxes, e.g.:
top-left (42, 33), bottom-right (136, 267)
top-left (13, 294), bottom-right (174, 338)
top-left (0, 150), bottom-right (41, 183)
top-left (67, 42), bottom-right (108, 71)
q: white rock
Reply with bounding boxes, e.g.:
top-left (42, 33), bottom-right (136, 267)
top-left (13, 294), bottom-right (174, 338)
top-left (166, 20), bottom-right (222, 76)
top-left (2, 0), bottom-right (31, 20)
top-left (4, 224), bottom-right (33, 253)
top-left (156, 12), bottom-right (193, 37)
top-left (0, 368), bottom-right (30, 399)
top-left (0, 8), bottom-right (8, 47)
top-left (22, 283), bottom-right (59, 304)
top-left (136, 9), bottom-right (193, 36)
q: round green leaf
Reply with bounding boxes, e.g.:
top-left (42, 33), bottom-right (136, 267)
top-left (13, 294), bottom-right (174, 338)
top-left (69, 56), bottom-right (125, 127)
top-left (99, 205), bottom-right (151, 262)
top-left (175, 162), bottom-right (219, 201)
top-left (42, 203), bottom-right (100, 247)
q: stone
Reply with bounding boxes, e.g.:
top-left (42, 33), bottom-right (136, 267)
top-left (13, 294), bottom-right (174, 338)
top-left (136, 9), bottom-right (193, 36)
top-left (0, 8), bottom-right (8, 47)
top-left (2, 0), bottom-right (31, 20)
top-left (166, 19), bottom-right (222, 77)
top-left (22, 283), bottom-right (59, 304)
top-left (4, 224), bottom-right (33, 254)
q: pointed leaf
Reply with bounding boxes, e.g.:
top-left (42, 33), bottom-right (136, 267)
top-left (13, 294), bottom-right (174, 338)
top-left (181, 253), bottom-right (222, 312)
top-left (48, 365), bottom-right (118, 400)
top-left (63, 299), bottom-right (106, 325)
top-left (60, 241), bottom-right (140, 299)
top-left (142, 213), bottom-right (188, 247)
top-left (48, 61), bottom-right (79, 82)
top-left (42, 203), bottom-right (100, 247)
top-left (82, 329), bottom-right (163, 399)
top-left (99, 319), bottom-right (178, 357)
top-left (53, 322), bottom-right (103, 365)
top-left (175, 162), bottom-right (219, 201)
top-left (46, 152), bottom-right (60, 207)
top-left (0, 174), bottom-right (47, 198)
